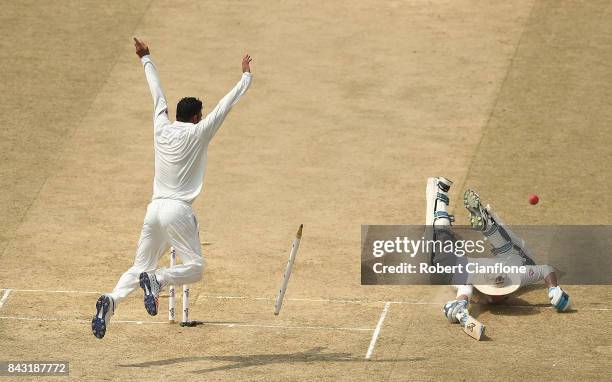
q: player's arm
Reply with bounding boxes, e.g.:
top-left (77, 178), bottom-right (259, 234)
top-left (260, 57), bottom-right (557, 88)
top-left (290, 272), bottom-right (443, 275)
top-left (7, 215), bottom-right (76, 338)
top-left (134, 37), bottom-right (170, 127)
top-left (197, 54), bottom-right (253, 141)
top-left (443, 285), bottom-right (472, 323)
top-left (443, 285), bottom-right (485, 340)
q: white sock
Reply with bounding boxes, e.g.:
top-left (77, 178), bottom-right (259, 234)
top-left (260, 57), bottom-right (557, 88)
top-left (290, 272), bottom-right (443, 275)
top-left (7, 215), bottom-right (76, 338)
top-left (155, 272), bottom-right (166, 290)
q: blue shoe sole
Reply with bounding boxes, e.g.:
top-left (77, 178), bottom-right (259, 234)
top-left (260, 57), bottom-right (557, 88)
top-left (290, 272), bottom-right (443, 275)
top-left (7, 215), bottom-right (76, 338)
top-left (139, 272), bottom-right (158, 316)
top-left (92, 296), bottom-right (110, 339)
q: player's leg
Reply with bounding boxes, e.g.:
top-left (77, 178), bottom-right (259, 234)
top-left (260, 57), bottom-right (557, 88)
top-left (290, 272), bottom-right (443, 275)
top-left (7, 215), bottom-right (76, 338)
top-left (111, 220), bottom-right (168, 308)
top-left (92, 202), bottom-right (168, 338)
top-left (426, 178), bottom-right (474, 325)
top-left (425, 177), bottom-right (469, 285)
top-left (464, 190), bottom-right (571, 311)
top-left (463, 189), bottom-right (535, 265)
top-left (464, 191), bottom-right (571, 311)
top-left (425, 176), bottom-right (455, 268)
top-left (133, 228), bottom-right (170, 318)
top-left (425, 176), bottom-right (453, 228)
top-left (154, 200), bottom-right (205, 288)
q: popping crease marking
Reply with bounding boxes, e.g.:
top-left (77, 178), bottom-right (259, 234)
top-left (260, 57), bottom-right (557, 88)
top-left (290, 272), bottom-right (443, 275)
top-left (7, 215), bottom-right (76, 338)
top-left (4, 288), bottom-right (611, 311)
top-left (4, 288), bottom-right (429, 305)
top-left (0, 315), bottom-right (374, 332)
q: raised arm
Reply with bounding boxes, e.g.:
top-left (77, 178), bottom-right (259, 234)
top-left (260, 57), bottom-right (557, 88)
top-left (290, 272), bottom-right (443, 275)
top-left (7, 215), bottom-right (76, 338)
top-left (197, 54), bottom-right (253, 141)
top-left (134, 38), bottom-right (169, 127)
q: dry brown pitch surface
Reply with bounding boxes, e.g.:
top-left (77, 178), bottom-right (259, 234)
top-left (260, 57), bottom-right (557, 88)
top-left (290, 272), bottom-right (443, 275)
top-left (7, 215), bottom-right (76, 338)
top-left (1, 1), bottom-right (611, 381)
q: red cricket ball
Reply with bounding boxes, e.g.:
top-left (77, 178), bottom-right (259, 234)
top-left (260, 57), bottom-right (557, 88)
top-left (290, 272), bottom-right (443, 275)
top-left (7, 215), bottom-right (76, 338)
top-left (529, 194), bottom-right (539, 205)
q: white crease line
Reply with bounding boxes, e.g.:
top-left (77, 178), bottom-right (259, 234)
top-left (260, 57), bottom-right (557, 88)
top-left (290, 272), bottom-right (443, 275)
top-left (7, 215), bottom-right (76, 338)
top-left (0, 289), bottom-right (12, 309)
top-left (6, 289), bottom-right (100, 295)
top-left (0, 316), bottom-right (167, 325)
top-left (6, 288), bottom-right (429, 305)
top-left (4, 288), bottom-right (611, 311)
top-left (199, 295), bottom-right (369, 304)
top-left (484, 305), bottom-right (612, 311)
top-left (5, 289), bottom-right (375, 304)
top-left (365, 302), bottom-right (391, 360)
top-left (205, 322), bottom-right (374, 331)
top-left (0, 316), bottom-right (171, 325)
top-left (388, 301), bottom-right (438, 305)
top-left (0, 315), bottom-right (374, 332)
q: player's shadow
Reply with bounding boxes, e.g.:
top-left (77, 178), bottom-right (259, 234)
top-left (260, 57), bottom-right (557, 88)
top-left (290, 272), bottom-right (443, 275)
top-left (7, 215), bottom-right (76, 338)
top-left (118, 347), bottom-right (426, 374)
top-left (484, 297), bottom-right (544, 316)
top-left (469, 296), bottom-right (542, 317)
top-left (476, 334), bottom-right (493, 341)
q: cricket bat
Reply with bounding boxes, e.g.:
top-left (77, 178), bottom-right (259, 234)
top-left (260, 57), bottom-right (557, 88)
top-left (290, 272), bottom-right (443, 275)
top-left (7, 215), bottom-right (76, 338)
top-left (274, 224), bottom-right (303, 315)
top-left (457, 313), bottom-right (485, 340)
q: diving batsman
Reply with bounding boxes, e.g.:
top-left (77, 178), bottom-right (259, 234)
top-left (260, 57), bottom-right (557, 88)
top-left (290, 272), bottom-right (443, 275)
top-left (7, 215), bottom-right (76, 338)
top-left (425, 177), bottom-right (571, 337)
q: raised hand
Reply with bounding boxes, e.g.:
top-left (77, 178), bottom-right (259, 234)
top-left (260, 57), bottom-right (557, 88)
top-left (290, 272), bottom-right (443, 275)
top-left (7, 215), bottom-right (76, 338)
top-left (242, 54), bottom-right (253, 73)
top-left (133, 37), bottom-right (150, 58)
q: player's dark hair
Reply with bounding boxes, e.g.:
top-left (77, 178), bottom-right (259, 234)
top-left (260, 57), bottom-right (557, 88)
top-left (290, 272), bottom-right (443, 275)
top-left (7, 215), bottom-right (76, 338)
top-left (176, 97), bottom-right (203, 122)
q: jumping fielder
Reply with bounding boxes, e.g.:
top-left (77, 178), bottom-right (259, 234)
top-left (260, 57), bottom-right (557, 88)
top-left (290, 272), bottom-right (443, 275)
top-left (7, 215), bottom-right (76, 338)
top-left (424, 177), bottom-right (571, 331)
top-left (91, 38), bottom-right (252, 338)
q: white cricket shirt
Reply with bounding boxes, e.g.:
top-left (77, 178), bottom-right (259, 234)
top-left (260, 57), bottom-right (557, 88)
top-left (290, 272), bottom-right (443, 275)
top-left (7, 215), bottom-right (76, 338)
top-left (140, 55), bottom-right (252, 203)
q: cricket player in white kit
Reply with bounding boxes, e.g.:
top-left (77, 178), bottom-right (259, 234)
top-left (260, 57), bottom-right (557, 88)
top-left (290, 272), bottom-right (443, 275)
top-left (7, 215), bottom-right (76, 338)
top-left (424, 177), bottom-right (571, 331)
top-left (92, 38), bottom-right (252, 339)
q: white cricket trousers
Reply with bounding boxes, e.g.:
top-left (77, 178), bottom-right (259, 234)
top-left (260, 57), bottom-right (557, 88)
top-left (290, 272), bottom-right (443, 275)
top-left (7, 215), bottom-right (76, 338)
top-left (109, 199), bottom-right (205, 305)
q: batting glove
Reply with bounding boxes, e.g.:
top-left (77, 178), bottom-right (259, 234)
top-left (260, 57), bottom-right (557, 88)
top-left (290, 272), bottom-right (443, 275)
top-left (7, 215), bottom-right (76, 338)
top-left (548, 286), bottom-right (571, 312)
top-left (443, 299), bottom-right (468, 323)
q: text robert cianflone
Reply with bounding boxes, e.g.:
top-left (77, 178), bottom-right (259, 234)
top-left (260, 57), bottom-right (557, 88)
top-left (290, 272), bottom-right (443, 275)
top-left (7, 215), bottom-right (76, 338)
top-left (371, 262), bottom-right (527, 275)
top-left (371, 237), bottom-right (486, 258)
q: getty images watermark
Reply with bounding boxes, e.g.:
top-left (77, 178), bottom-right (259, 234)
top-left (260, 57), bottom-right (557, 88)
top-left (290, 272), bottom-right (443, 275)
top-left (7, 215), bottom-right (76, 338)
top-left (372, 236), bottom-right (486, 257)
top-left (369, 232), bottom-right (527, 277)
top-left (361, 225), bottom-right (612, 285)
